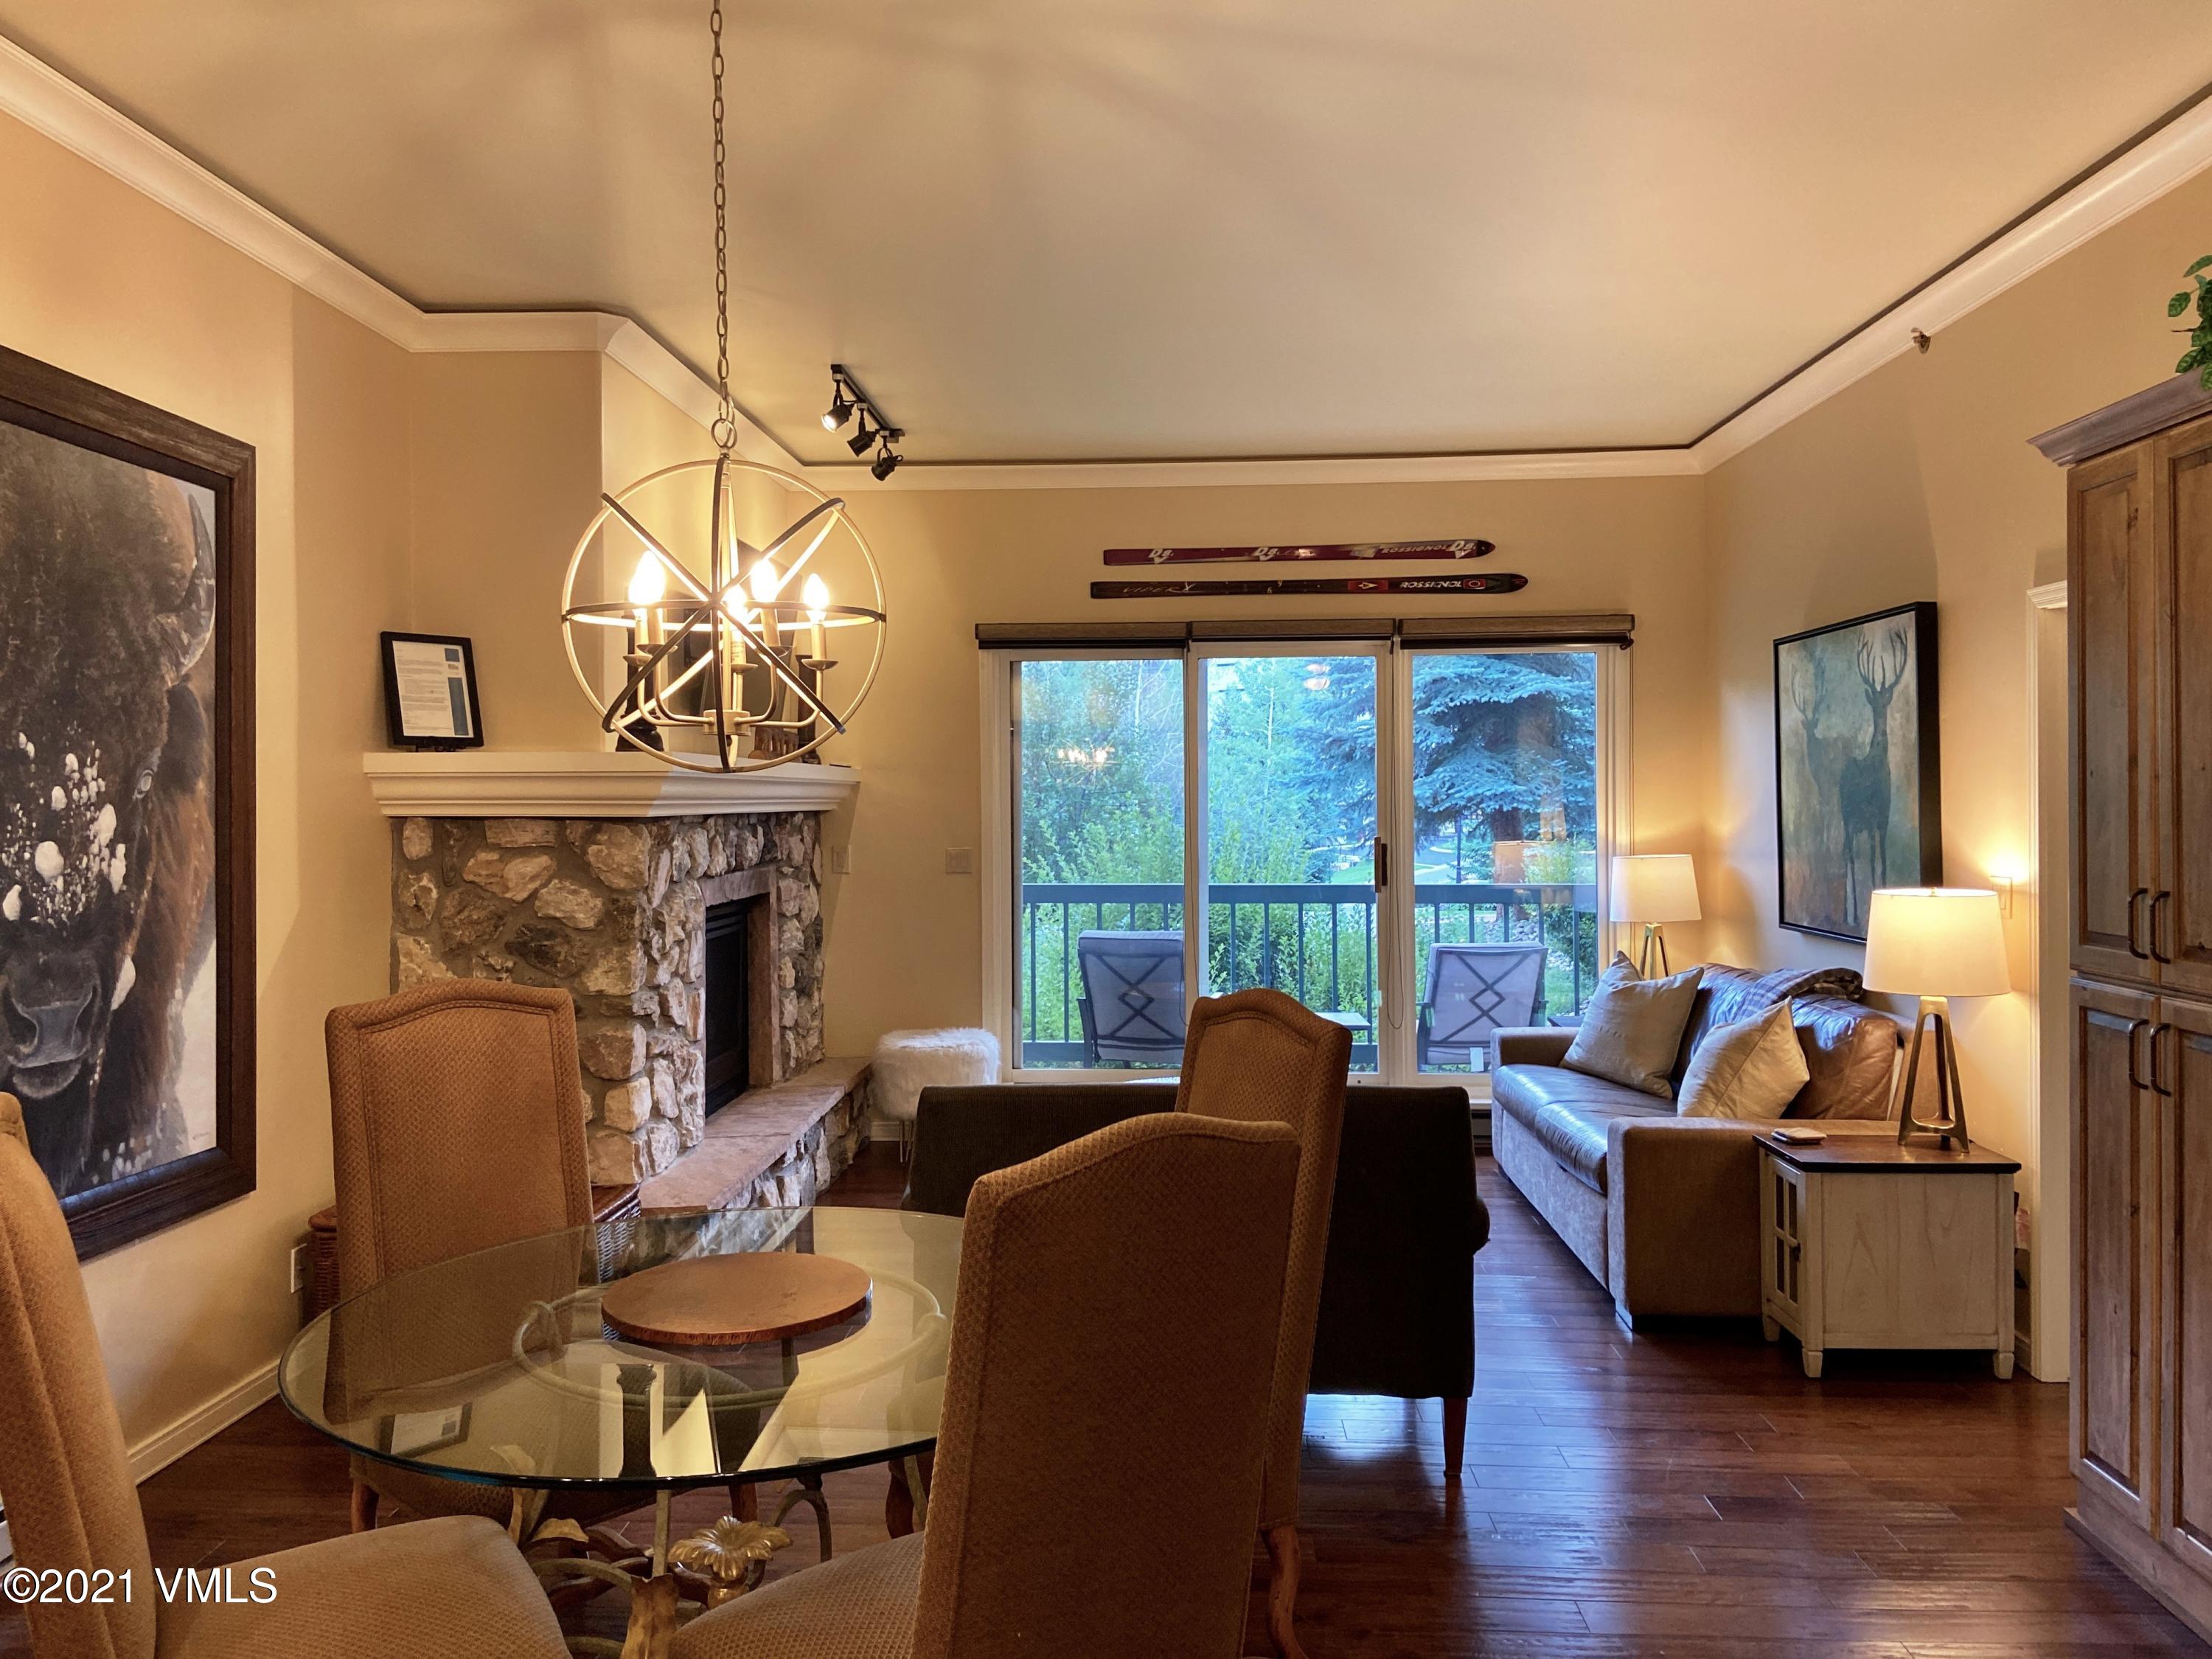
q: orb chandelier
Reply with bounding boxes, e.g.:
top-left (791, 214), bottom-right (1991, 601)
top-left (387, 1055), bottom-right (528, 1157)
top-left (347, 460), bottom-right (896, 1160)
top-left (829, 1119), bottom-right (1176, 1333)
top-left (559, 0), bottom-right (886, 774)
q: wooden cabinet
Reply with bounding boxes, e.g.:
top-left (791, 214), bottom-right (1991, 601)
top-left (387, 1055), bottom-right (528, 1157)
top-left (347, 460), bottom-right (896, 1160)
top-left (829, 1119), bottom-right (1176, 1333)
top-left (2064, 409), bottom-right (2212, 995)
top-left (2160, 1000), bottom-right (2212, 1587)
top-left (2037, 380), bottom-right (2212, 1643)
top-left (2156, 417), bottom-right (2212, 1001)
top-left (2069, 444), bottom-right (2159, 985)
top-left (2070, 978), bottom-right (2157, 1529)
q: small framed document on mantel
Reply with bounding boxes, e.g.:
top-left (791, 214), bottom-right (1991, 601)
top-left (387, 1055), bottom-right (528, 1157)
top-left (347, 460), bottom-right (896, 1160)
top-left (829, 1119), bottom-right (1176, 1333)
top-left (380, 631), bottom-right (484, 750)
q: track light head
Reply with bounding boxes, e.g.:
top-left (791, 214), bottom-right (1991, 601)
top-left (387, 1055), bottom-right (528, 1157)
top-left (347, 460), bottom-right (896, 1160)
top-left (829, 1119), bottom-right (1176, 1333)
top-left (825, 364), bottom-right (905, 479)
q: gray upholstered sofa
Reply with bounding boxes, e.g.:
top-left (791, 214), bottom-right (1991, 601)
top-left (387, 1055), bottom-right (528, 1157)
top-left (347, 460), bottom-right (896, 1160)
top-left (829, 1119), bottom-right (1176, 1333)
top-left (1492, 964), bottom-right (1902, 1325)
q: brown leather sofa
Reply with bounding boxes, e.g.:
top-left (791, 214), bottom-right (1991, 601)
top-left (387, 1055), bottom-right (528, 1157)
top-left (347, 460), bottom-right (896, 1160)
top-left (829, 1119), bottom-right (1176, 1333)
top-left (1492, 964), bottom-right (1902, 1325)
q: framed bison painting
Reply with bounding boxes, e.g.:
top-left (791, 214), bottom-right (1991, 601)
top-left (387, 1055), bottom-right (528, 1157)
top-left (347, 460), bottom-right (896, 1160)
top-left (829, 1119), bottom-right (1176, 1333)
top-left (1773, 602), bottom-right (1941, 943)
top-left (0, 344), bottom-right (255, 1259)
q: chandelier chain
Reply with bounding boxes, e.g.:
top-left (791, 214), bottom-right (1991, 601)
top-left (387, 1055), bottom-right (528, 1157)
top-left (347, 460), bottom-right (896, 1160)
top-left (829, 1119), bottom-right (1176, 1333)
top-left (709, 0), bottom-right (735, 450)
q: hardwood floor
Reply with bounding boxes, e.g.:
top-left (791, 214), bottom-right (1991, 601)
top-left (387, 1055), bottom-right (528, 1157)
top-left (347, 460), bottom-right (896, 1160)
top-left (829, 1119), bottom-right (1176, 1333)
top-left (2, 1146), bottom-right (2199, 1657)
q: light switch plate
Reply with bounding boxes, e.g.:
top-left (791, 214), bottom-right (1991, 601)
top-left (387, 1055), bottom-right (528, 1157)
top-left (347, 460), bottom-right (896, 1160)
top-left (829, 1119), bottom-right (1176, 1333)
top-left (830, 844), bottom-right (852, 874)
top-left (945, 848), bottom-right (975, 875)
top-left (290, 1243), bottom-right (307, 1294)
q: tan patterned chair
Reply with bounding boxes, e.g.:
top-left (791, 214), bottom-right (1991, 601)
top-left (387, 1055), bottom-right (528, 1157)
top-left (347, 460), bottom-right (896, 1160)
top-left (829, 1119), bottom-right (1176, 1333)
top-left (1174, 989), bottom-right (1352, 1659)
top-left (324, 978), bottom-right (614, 1533)
top-left (669, 1110), bottom-right (1303, 1659)
top-left (0, 1093), bottom-right (570, 1659)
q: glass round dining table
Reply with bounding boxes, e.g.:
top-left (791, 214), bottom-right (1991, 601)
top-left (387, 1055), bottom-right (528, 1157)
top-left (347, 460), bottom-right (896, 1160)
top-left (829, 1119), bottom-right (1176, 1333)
top-left (279, 1203), bottom-right (961, 1648)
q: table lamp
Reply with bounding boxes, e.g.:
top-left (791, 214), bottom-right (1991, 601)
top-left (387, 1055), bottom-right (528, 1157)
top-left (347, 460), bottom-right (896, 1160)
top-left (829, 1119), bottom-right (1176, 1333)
top-left (1610, 854), bottom-right (1700, 978)
top-left (1862, 887), bottom-right (2009, 1148)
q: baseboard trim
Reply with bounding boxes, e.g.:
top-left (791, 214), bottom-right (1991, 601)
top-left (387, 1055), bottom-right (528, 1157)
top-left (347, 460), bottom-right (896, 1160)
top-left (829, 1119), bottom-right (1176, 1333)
top-left (127, 1361), bottom-right (279, 1484)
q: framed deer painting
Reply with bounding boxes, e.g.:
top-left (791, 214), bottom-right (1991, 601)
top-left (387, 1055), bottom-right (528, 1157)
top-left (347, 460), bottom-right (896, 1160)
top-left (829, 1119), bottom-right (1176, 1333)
top-left (1773, 602), bottom-right (1941, 942)
top-left (0, 344), bottom-right (256, 1259)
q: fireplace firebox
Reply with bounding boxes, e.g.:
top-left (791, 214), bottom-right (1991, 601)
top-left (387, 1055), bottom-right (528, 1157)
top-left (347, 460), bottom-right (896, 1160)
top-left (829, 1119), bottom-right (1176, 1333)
top-left (703, 894), bottom-right (768, 1117)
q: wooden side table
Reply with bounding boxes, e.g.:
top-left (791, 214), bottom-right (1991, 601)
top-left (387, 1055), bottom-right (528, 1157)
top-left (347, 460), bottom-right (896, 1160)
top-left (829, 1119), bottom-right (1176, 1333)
top-left (1757, 1134), bottom-right (2019, 1380)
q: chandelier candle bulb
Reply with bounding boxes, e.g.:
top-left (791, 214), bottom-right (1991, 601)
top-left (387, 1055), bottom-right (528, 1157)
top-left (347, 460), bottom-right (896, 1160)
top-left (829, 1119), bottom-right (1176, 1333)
top-left (804, 573), bottom-right (830, 661)
top-left (750, 558), bottom-right (781, 650)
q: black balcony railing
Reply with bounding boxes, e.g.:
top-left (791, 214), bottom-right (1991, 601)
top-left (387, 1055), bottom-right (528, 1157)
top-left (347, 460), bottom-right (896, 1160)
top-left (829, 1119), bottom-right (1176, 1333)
top-left (1018, 880), bottom-right (1599, 1068)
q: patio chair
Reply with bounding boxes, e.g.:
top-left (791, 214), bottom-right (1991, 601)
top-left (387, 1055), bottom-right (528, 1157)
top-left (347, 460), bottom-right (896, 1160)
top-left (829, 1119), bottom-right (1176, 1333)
top-left (1416, 942), bottom-right (1547, 1071)
top-left (1074, 929), bottom-right (1186, 1067)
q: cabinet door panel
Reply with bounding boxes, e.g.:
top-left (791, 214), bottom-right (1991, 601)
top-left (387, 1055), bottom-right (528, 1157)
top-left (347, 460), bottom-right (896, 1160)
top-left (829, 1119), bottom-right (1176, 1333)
top-left (2072, 445), bottom-right (2160, 985)
top-left (2073, 978), bottom-right (2158, 1528)
top-left (2161, 998), bottom-right (2212, 1584)
top-left (2157, 420), bottom-right (2212, 999)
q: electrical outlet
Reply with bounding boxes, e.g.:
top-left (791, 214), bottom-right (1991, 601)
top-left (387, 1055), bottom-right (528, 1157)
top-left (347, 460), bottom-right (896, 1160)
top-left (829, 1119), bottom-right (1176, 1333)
top-left (830, 844), bottom-right (852, 875)
top-left (945, 848), bottom-right (975, 875)
top-left (289, 1243), bottom-right (307, 1295)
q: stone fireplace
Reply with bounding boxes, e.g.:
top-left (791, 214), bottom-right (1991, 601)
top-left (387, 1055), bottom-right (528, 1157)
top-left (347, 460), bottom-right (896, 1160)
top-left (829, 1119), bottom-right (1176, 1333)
top-left (366, 751), bottom-right (865, 1201)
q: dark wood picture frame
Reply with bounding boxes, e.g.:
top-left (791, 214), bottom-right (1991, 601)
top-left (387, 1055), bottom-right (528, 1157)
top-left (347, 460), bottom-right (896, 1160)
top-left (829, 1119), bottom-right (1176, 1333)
top-left (379, 630), bottom-right (484, 751)
top-left (1773, 600), bottom-right (1942, 943)
top-left (0, 344), bottom-right (257, 1260)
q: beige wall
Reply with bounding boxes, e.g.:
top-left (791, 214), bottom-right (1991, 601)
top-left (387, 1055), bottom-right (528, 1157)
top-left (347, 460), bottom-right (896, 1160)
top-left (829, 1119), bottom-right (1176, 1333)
top-left (0, 110), bottom-right (415, 1446)
top-left (547, 384), bottom-right (1718, 1054)
top-left (1703, 162), bottom-right (2212, 1369)
top-left (815, 477), bottom-right (1713, 1051)
top-left (0, 114), bottom-right (632, 1450)
top-left (408, 352), bottom-right (604, 750)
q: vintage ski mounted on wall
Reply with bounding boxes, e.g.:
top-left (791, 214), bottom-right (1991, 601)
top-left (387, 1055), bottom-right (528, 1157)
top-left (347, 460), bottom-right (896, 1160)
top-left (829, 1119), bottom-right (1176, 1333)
top-left (1101, 538), bottom-right (1494, 566)
top-left (1093, 572), bottom-right (1528, 599)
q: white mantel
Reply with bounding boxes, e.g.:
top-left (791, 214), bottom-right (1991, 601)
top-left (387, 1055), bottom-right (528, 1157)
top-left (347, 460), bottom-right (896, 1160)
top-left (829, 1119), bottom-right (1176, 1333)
top-left (362, 749), bottom-right (858, 818)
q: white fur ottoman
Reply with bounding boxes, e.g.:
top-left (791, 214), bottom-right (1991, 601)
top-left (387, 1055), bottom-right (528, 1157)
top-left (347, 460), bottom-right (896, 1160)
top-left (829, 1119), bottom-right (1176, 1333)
top-left (871, 1029), bottom-right (1001, 1159)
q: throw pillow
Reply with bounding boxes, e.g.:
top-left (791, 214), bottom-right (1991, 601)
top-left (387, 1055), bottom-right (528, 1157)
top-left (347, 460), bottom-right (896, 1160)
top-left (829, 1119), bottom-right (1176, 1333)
top-left (1677, 1000), bottom-right (1811, 1119)
top-left (1562, 962), bottom-right (1703, 1098)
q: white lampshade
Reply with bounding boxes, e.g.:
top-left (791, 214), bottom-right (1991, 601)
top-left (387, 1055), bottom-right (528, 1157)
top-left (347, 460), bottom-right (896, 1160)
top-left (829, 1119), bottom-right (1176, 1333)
top-left (1863, 888), bottom-right (2009, 998)
top-left (1610, 854), bottom-right (1700, 923)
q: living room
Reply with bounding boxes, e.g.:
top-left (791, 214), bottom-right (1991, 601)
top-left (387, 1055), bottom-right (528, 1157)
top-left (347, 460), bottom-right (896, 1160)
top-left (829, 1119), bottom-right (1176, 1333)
top-left (0, 5), bottom-right (2207, 1657)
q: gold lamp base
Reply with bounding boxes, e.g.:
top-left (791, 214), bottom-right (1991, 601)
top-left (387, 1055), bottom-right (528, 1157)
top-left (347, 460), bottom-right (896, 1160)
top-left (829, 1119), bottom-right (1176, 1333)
top-left (1635, 923), bottom-right (1670, 980)
top-left (1894, 994), bottom-right (1970, 1148)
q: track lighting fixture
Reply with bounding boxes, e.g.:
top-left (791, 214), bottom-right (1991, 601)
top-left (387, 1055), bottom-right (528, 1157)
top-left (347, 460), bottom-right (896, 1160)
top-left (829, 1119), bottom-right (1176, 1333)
top-left (824, 364), bottom-right (906, 479)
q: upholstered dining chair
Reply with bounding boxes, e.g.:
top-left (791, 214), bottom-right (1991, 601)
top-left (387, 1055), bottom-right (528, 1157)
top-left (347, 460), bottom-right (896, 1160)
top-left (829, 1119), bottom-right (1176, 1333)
top-left (1175, 987), bottom-right (1352, 1659)
top-left (0, 1093), bottom-right (571, 1659)
top-left (324, 978), bottom-right (618, 1534)
top-left (669, 1110), bottom-right (1303, 1659)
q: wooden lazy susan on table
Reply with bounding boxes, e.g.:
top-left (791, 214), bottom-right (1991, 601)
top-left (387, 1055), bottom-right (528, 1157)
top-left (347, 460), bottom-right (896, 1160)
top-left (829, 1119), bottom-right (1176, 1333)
top-left (599, 1251), bottom-right (873, 1347)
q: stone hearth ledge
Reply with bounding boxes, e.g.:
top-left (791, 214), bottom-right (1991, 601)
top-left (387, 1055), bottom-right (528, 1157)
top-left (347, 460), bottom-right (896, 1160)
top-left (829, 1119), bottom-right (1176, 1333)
top-left (364, 748), bottom-right (857, 819)
top-left (640, 1057), bottom-right (873, 1214)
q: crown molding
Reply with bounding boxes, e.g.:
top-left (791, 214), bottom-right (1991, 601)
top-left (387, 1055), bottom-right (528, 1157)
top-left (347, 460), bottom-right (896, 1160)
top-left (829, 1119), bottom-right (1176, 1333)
top-left (1691, 88), bottom-right (2212, 472)
top-left (9, 28), bottom-right (2212, 489)
top-left (803, 448), bottom-right (1702, 491)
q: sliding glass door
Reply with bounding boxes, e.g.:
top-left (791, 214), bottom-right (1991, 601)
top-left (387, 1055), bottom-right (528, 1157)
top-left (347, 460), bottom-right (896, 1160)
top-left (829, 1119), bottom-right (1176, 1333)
top-left (1010, 655), bottom-right (1184, 1069)
top-left (998, 641), bottom-right (1615, 1082)
top-left (1200, 649), bottom-right (1384, 1073)
top-left (1407, 650), bottom-right (1602, 1075)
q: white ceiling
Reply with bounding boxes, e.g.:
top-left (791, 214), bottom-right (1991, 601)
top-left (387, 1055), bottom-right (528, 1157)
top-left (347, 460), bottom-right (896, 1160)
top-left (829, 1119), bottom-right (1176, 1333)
top-left (4, 1), bottom-right (2211, 465)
